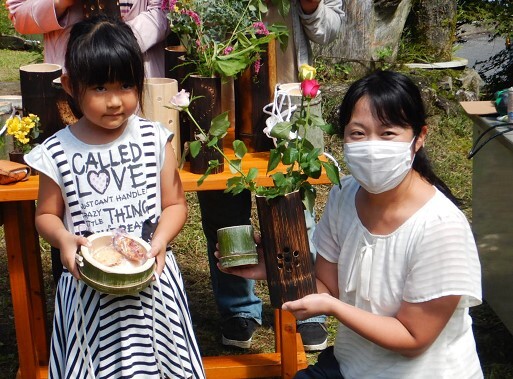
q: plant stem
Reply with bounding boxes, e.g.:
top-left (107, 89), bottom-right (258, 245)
top-left (185, 109), bottom-right (249, 180)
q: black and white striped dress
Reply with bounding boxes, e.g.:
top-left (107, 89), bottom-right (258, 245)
top-left (25, 116), bottom-right (205, 379)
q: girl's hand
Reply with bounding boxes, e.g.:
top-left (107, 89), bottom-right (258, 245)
top-left (214, 233), bottom-right (267, 280)
top-left (282, 293), bottom-right (335, 320)
top-left (60, 233), bottom-right (91, 280)
top-left (148, 238), bottom-right (167, 276)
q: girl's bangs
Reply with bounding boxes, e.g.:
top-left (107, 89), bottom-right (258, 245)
top-left (81, 51), bottom-right (137, 86)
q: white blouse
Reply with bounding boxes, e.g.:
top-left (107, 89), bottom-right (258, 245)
top-left (313, 176), bottom-right (483, 379)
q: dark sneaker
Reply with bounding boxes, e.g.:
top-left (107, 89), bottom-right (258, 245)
top-left (222, 317), bottom-right (258, 349)
top-left (297, 322), bottom-right (328, 352)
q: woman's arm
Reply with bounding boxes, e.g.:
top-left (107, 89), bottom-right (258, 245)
top-left (283, 289), bottom-right (461, 358)
top-left (6, 0), bottom-right (75, 34)
top-left (124, 0), bottom-right (169, 53)
top-left (149, 140), bottom-right (187, 274)
top-left (35, 173), bottom-right (89, 279)
top-left (298, 0), bottom-right (345, 45)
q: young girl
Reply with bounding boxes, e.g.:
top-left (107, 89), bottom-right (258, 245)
top-left (25, 16), bottom-right (205, 379)
top-left (220, 71), bottom-right (483, 378)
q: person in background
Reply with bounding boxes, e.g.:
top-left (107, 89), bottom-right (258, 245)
top-left (220, 70), bottom-right (483, 379)
top-left (196, 0), bottom-right (345, 351)
top-left (6, 0), bottom-right (168, 77)
top-left (25, 15), bottom-right (205, 378)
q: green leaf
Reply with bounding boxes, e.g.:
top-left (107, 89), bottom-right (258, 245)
top-left (304, 158), bottom-right (322, 179)
top-left (322, 161), bottom-right (341, 186)
top-left (270, 121), bottom-right (293, 139)
top-left (267, 149), bottom-right (281, 172)
top-left (190, 140), bottom-right (201, 158)
top-left (309, 114), bottom-right (325, 127)
top-left (233, 139), bottom-right (247, 159)
top-left (246, 167), bottom-right (259, 181)
top-left (197, 167), bottom-right (213, 186)
top-left (282, 147), bottom-right (299, 165)
top-left (228, 159), bottom-right (242, 174)
top-left (207, 136), bottom-right (219, 147)
top-left (215, 58), bottom-right (250, 78)
top-left (302, 186), bottom-right (316, 215)
top-left (270, 172), bottom-right (287, 190)
top-left (226, 176), bottom-right (246, 195)
top-left (209, 112), bottom-right (230, 137)
top-left (318, 122), bottom-right (338, 135)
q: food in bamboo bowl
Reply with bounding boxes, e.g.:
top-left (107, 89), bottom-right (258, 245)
top-left (77, 230), bottom-right (155, 295)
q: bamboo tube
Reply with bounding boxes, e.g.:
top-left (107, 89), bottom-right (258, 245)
top-left (217, 225), bottom-right (258, 268)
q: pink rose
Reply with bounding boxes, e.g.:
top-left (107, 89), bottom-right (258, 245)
top-left (300, 79), bottom-right (320, 99)
top-left (170, 89), bottom-right (190, 110)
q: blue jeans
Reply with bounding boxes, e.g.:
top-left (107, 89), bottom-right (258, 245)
top-left (197, 190), bottom-right (326, 325)
top-left (198, 190), bottom-right (263, 323)
top-left (294, 346), bottom-right (344, 379)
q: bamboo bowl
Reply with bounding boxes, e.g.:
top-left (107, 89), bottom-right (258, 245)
top-left (78, 232), bottom-right (155, 295)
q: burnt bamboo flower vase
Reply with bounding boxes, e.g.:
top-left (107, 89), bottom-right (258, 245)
top-left (255, 191), bottom-right (317, 308)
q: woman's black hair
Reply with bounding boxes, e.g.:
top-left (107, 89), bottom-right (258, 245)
top-left (339, 70), bottom-right (460, 206)
top-left (65, 14), bottom-right (145, 112)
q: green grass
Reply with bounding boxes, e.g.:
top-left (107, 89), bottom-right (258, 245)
top-left (0, 49), bottom-right (42, 81)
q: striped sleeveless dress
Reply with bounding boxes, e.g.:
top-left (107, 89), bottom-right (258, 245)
top-left (30, 117), bottom-right (205, 378)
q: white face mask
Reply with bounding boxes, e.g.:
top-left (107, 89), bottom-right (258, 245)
top-left (343, 139), bottom-right (415, 194)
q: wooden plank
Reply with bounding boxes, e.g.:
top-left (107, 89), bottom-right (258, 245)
top-left (280, 310), bottom-right (299, 378)
top-left (0, 176), bottom-right (39, 201)
top-left (21, 201), bottom-right (49, 364)
top-left (27, 347), bottom-right (308, 379)
top-left (0, 153), bottom-right (331, 198)
top-left (4, 202), bottom-right (41, 379)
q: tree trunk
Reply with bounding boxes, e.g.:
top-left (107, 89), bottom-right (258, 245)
top-left (313, 0), bottom-right (413, 72)
top-left (409, 0), bottom-right (457, 62)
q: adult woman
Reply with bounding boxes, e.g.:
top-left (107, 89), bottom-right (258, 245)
top-left (222, 70), bottom-right (483, 378)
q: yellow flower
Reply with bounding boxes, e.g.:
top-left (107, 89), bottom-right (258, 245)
top-left (3, 112), bottom-right (41, 153)
top-left (298, 64), bottom-right (316, 81)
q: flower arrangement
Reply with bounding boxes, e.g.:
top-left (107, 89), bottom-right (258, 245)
top-left (3, 112), bottom-right (41, 154)
top-left (168, 65), bottom-right (341, 213)
top-left (162, 0), bottom-right (288, 79)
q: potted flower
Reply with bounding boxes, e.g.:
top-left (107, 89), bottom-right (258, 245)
top-left (162, 0), bottom-right (289, 173)
top-left (163, 0), bottom-right (288, 80)
top-left (168, 67), bottom-right (341, 307)
top-left (2, 112), bottom-right (41, 163)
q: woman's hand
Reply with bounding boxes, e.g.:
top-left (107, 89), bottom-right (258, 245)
top-left (214, 232), bottom-right (267, 280)
top-left (60, 233), bottom-right (90, 280)
top-left (282, 293), bottom-right (335, 320)
top-left (148, 237), bottom-right (168, 276)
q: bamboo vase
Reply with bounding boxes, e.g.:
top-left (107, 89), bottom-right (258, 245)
top-left (255, 191), bottom-right (317, 308)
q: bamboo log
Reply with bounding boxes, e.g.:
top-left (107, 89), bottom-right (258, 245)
top-left (217, 225), bottom-right (258, 268)
top-left (256, 191), bottom-right (317, 308)
top-left (141, 78), bottom-right (181, 159)
top-left (19, 63), bottom-right (63, 143)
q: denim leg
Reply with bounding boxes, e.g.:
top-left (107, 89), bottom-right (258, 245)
top-left (299, 209), bottom-right (327, 325)
top-left (293, 346), bottom-right (344, 379)
top-left (197, 190), bottom-right (262, 323)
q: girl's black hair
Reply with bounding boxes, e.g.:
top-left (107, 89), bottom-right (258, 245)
top-left (339, 70), bottom-right (460, 206)
top-left (65, 14), bottom-right (145, 112)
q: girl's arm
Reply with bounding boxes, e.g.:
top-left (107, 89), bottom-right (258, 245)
top-left (283, 256), bottom-right (461, 357)
top-left (35, 173), bottom-right (89, 279)
top-left (149, 141), bottom-right (187, 275)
